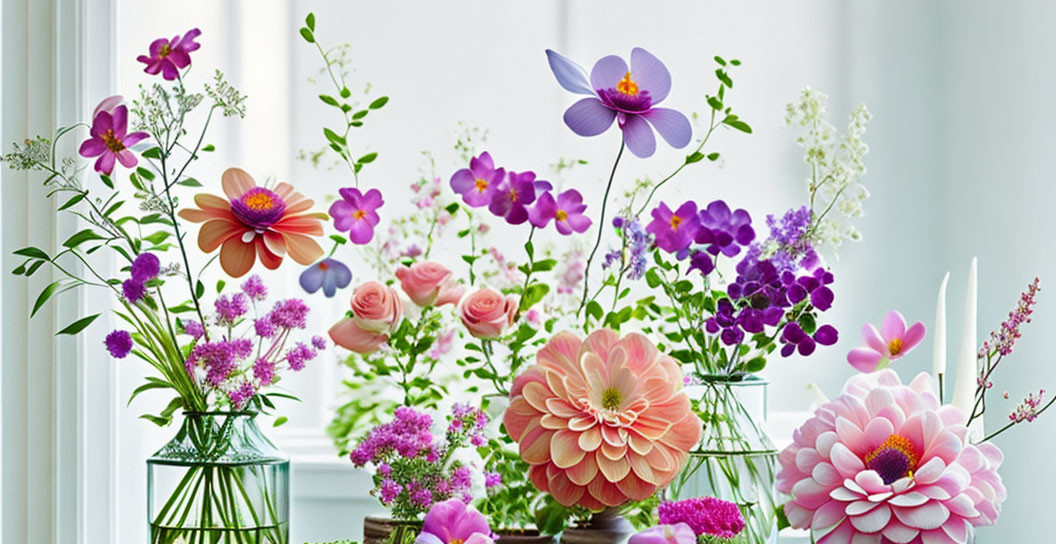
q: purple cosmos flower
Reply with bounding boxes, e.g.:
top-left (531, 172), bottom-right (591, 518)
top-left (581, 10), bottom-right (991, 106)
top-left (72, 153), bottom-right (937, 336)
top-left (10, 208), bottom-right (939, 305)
top-left (104, 330), bottom-right (133, 359)
top-left (488, 171), bottom-right (550, 225)
top-left (136, 28), bottom-right (202, 80)
top-left (646, 201), bottom-right (700, 254)
top-left (696, 200), bottom-right (755, 257)
top-left (330, 187), bottom-right (384, 244)
top-left (130, 252), bottom-right (161, 283)
top-left (450, 152), bottom-right (505, 208)
top-left (299, 258), bottom-right (352, 297)
top-left (546, 48), bottom-right (692, 158)
top-left (230, 187), bottom-right (288, 231)
top-left (416, 499), bottom-right (495, 544)
top-left (528, 189), bottom-right (592, 234)
top-left (78, 104), bottom-right (149, 175)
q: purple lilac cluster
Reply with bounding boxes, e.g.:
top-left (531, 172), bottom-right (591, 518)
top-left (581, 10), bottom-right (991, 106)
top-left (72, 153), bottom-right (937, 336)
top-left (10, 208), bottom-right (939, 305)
top-left (180, 275), bottom-right (319, 409)
top-left (645, 200), bottom-right (755, 277)
top-left (450, 152), bottom-right (592, 235)
top-left (657, 497), bottom-right (746, 540)
top-left (981, 277), bottom-right (1040, 358)
top-left (121, 252), bottom-right (161, 303)
top-left (603, 217), bottom-right (652, 280)
top-left (349, 405), bottom-right (482, 519)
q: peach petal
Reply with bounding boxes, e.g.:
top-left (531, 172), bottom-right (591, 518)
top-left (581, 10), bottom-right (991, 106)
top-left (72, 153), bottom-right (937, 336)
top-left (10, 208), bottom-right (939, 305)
top-left (255, 238), bottom-right (283, 270)
top-left (595, 452), bottom-right (630, 482)
top-left (566, 455), bottom-right (599, 486)
top-left (568, 415), bottom-right (596, 432)
top-left (520, 429), bottom-right (554, 464)
top-left (197, 219), bottom-right (243, 252)
top-left (274, 214), bottom-right (326, 235)
top-left (577, 427), bottom-right (602, 451)
top-left (582, 328), bottom-right (619, 364)
top-left (521, 382), bottom-right (552, 413)
top-left (282, 232), bottom-right (324, 265)
top-left (221, 167), bottom-right (255, 200)
top-left (547, 469), bottom-right (585, 506)
top-left (545, 398), bottom-right (579, 419)
top-left (551, 429), bottom-right (586, 469)
top-left (219, 237), bottom-right (256, 277)
top-left (262, 230), bottom-right (286, 256)
top-left (540, 414), bottom-right (568, 430)
top-left (627, 452), bottom-right (659, 485)
top-left (614, 469), bottom-right (654, 502)
top-left (600, 441), bottom-right (626, 461)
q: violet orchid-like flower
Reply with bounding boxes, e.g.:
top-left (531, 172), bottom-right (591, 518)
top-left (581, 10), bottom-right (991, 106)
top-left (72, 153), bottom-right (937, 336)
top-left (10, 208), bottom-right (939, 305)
top-left (646, 201), bottom-right (700, 253)
top-left (415, 498), bottom-right (495, 544)
top-left (330, 187), bottom-right (384, 244)
top-left (546, 47), bottom-right (691, 158)
top-left (450, 152), bottom-right (505, 208)
top-left (528, 189), bottom-right (592, 235)
top-left (488, 170), bottom-right (551, 225)
top-left (136, 28), bottom-right (202, 80)
top-left (78, 100), bottom-right (149, 175)
top-left (627, 523), bottom-right (696, 544)
top-left (846, 310), bottom-right (926, 372)
top-left (299, 258), bottom-right (353, 297)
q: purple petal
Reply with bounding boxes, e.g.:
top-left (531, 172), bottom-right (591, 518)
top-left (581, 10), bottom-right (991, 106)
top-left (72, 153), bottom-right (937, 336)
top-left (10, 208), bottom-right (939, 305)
top-left (451, 168), bottom-right (477, 194)
top-left (329, 200), bottom-right (355, 231)
top-left (848, 347), bottom-right (884, 372)
top-left (528, 192), bottom-right (556, 228)
top-left (321, 270), bottom-right (339, 297)
top-left (361, 188), bottom-right (384, 210)
top-left (347, 220), bottom-right (375, 244)
top-left (642, 108), bottom-right (691, 149)
top-left (93, 95), bottom-right (123, 117)
top-left (123, 131), bottom-right (150, 147)
top-left (563, 213), bottom-right (592, 234)
top-left (96, 152), bottom-right (116, 175)
top-left (116, 150), bottom-right (138, 168)
top-left (563, 98), bottom-right (616, 137)
top-left (299, 265), bottom-right (326, 293)
top-left (882, 310), bottom-right (908, 341)
top-left (619, 114), bottom-right (656, 158)
top-left (505, 204), bottom-right (530, 225)
top-left (630, 47), bottom-right (671, 103)
top-left (590, 54), bottom-right (629, 91)
top-left (332, 260), bottom-right (353, 288)
top-left (814, 324), bottom-right (839, 346)
top-left (148, 38), bottom-right (169, 58)
top-left (338, 187), bottom-right (363, 203)
top-left (90, 111), bottom-right (113, 137)
top-left (469, 152), bottom-right (494, 178)
top-left (545, 49), bottom-right (594, 96)
top-left (79, 138), bottom-right (106, 158)
top-left (811, 286), bottom-right (834, 311)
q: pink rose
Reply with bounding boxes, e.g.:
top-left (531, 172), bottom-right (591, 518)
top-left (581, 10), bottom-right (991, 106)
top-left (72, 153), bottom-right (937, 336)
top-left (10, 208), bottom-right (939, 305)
top-left (459, 288), bottom-right (517, 339)
top-left (349, 281), bottom-right (403, 333)
top-left (328, 318), bottom-right (389, 354)
top-left (395, 261), bottom-right (465, 307)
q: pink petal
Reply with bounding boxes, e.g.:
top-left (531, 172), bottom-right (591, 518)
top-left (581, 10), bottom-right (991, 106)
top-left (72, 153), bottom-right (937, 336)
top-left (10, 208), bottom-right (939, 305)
top-left (901, 322), bottom-right (927, 354)
top-left (862, 323), bottom-right (887, 352)
top-left (892, 501), bottom-right (950, 531)
top-left (882, 310), bottom-right (908, 342)
top-left (850, 503), bottom-right (891, 533)
top-left (848, 347), bottom-right (885, 373)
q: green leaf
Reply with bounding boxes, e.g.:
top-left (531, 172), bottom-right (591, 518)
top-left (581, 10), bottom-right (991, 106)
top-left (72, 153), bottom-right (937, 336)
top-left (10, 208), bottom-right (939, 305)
top-left (136, 166), bottom-right (155, 181)
top-left (141, 146), bottom-right (163, 160)
top-left (56, 313), bottom-right (100, 335)
top-left (532, 259), bottom-right (557, 273)
top-left (330, 234), bottom-right (347, 245)
top-left (744, 357), bottom-right (767, 372)
top-left (216, 280), bottom-right (226, 293)
top-left (319, 94), bottom-right (339, 106)
top-left (351, 110), bottom-right (369, 120)
top-left (274, 416), bottom-right (288, 427)
top-left (139, 414), bottom-right (170, 427)
top-left (201, 144), bottom-right (216, 152)
top-left (776, 504), bottom-right (790, 530)
top-left (714, 55), bottom-right (727, 66)
top-left (715, 68), bottom-right (733, 88)
top-left (685, 151), bottom-right (705, 164)
top-left (707, 96), bottom-right (724, 110)
top-left (195, 280), bottom-right (205, 299)
top-left (586, 300), bottom-right (603, 321)
top-left (305, 12), bottom-right (316, 31)
top-left (645, 268), bottom-right (662, 288)
top-left (99, 174), bottom-right (114, 189)
top-left (57, 193), bottom-right (85, 211)
top-left (63, 229), bottom-right (105, 249)
top-left (445, 202), bottom-right (459, 215)
top-left (14, 246), bottom-right (49, 260)
top-left (178, 178), bottom-right (202, 187)
top-left (521, 283), bottom-right (550, 309)
top-left (357, 152), bottom-right (377, 164)
top-left (340, 87), bottom-right (352, 99)
top-left (707, 152), bottom-right (720, 161)
top-left (323, 128), bottom-right (346, 146)
top-left (723, 115), bottom-right (752, 133)
top-left (31, 281), bottom-right (62, 318)
top-left (368, 96), bottom-right (389, 109)
top-left (299, 27), bottom-right (315, 43)
top-left (127, 379), bottom-right (172, 406)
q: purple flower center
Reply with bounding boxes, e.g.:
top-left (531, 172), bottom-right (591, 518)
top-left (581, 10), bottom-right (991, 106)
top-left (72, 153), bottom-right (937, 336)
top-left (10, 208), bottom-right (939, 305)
top-left (231, 187), bottom-right (286, 230)
top-left (597, 78), bottom-right (653, 113)
top-left (865, 435), bottom-right (919, 485)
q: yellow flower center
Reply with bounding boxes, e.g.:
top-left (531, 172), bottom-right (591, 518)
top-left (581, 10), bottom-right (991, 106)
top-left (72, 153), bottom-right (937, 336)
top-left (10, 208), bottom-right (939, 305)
top-left (158, 43), bottom-right (172, 58)
top-left (354, 209), bottom-right (367, 220)
top-left (617, 72), bottom-right (639, 96)
top-left (555, 209), bottom-right (568, 221)
top-left (243, 192), bottom-right (275, 211)
top-left (669, 215), bottom-right (683, 230)
top-left (601, 387), bottom-right (622, 411)
top-left (475, 178), bottom-right (489, 192)
top-left (450, 540), bottom-right (464, 544)
top-left (888, 338), bottom-right (903, 356)
top-left (509, 189), bottom-right (519, 202)
top-left (101, 129), bottom-right (125, 153)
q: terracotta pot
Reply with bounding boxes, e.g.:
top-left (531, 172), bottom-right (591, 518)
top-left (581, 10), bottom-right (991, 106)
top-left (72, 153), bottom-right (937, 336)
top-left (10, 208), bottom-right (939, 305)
top-left (363, 516), bottom-right (422, 544)
top-left (559, 508), bottom-right (634, 544)
top-left (495, 528), bottom-right (556, 544)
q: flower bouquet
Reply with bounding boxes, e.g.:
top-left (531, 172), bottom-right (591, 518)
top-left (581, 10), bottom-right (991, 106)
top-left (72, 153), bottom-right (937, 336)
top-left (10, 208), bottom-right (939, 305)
top-left (776, 266), bottom-right (1046, 543)
top-left (2, 26), bottom-right (337, 543)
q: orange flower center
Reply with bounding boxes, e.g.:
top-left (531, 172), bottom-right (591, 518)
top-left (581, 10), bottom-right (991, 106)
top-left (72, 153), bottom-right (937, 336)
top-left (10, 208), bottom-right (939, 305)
top-left (601, 387), bottom-right (622, 411)
top-left (888, 338), bottom-right (903, 356)
top-left (617, 72), bottom-right (639, 96)
top-left (509, 189), bottom-right (519, 202)
top-left (101, 129), bottom-right (125, 153)
top-left (669, 215), bottom-right (683, 230)
top-left (158, 43), bottom-right (172, 58)
top-left (865, 434), bottom-right (919, 485)
top-left (354, 209), bottom-right (367, 220)
top-left (450, 540), bottom-right (464, 544)
top-left (475, 178), bottom-right (489, 192)
top-left (243, 191), bottom-right (276, 211)
top-left (555, 209), bottom-right (568, 221)
top-left (318, 261), bottom-right (329, 271)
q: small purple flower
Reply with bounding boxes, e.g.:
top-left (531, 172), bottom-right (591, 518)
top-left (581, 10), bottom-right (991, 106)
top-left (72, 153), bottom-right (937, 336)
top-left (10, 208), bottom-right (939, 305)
top-left (658, 497), bottom-right (746, 539)
top-left (379, 478), bottom-right (403, 504)
top-left (546, 47), bottom-right (692, 158)
top-left (78, 103), bottom-right (149, 175)
top-left (182, 320), bottom-right (205, 339)
top-left (488, 171), bottom-right (551, 225)
top-left (215, 293), bottom-right (249, 324)
top-left (688, 251), bottom-right (715, 277)
top-left (136, 28), bottom-right (201, 80)
top-left (227, 381), bottom-right (256, 409)
top-left (450, 152), bottom-right (505, 208)
top-left (330, 188), bottom-right (384, 244)
top-left (254, 317), bottom-right (276, 338)
top-left (269, 299), bottom-right (310, 329)
top-left (253, 358), bottom-right (275, 385)
top-left (780, 323), bottom-right (838, 357)
top-left (122, 279), bottom-right (146, 303)
top-left (241, 274), bottom-right (268, 301)
top-left (484, 472), bottom-right (502, 489)
top-left (311, 335), bottom-right (327, 350)
top-left (529, 189), bottom-right (592, 234)
top-left (286, 342), bottom-right (316, 371)
top-left (696, 200), bottom-right (755, 257)
top-left (131, 252), bottom-right (160, 283)
top-left (105, 330), bottom-right (133, 359)
top-left (299, 258), bottom-right (352, 297)
top-left (646, 201), bottom-right (700, 254)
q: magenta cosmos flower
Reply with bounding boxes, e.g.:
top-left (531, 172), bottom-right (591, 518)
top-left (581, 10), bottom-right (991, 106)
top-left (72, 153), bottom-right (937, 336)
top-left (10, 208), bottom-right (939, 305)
top-left (546, 47), bottom-right (691, 158)
top-left (646, 201), bottom-right (701, 254)
top-left (136, 28), bottom-right (201, 80)
top-left (777, 370), bottom-right (1006, 544)
top-left (78, 98), bottom-right (149, 175)
top-left (415, 499), bottom-right (495, 544)
top-left (330, 187), bottom-right (384, 244)
top-left (450, 152), bottom-right (505, 208)
top-left (528, 189), bottom-right (591, 235)
top-left (846, 310), bottom-right (926, 373)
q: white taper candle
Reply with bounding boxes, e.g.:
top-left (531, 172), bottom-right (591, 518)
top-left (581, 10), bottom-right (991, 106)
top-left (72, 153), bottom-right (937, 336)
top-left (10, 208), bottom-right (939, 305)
top-left (951, 257), bottom-right (982, 440)
top-left (933, 271), bottom-right (950, 400)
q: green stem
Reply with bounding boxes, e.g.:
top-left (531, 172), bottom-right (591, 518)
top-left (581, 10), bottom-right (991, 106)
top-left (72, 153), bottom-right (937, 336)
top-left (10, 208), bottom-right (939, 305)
top-left (577, 140), bottom-right (625, 317)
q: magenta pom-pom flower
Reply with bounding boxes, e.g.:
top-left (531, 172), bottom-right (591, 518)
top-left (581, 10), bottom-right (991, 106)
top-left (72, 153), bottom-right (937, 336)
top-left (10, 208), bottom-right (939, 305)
top-left (105, 330), bottom-right (133, 359)
top-left (846, 310), bottom-right (926, 373)
top-left (627, 523), bottom-right (696, 544)
top-left (545, 47), bottom-right (691, 158)
top-left (503, 329), bottom-right (701, 509)
top-left (658, 496), bottom-right (746, 539)
top-left (78, 99), bottom-right (149, 175)
top-left (777, 370), bottom-right (1006, 543)
top-left (136, 28), bottom-right (201, 80)
top-left (330, 187), bottom-right (384, 244)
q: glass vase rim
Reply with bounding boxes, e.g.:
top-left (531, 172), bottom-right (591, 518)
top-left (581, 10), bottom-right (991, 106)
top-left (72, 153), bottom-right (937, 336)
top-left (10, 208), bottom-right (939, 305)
top-left (692, 373), bottom-right (770, 386)
top-left (181, 409), bottom-right (258, 417)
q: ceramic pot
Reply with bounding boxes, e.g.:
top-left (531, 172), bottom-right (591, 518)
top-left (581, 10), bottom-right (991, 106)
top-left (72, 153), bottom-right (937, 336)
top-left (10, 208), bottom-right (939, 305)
top-left (495, 529), bottom-right (556, 544)
top-left (363, 516), bottom-right (422, 544)
top-left (559, 509), bottom-right (634, 544)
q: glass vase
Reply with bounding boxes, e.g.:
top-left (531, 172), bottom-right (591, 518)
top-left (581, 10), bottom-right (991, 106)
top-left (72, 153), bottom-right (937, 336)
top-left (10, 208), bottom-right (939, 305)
top-left (666, 375), bottom-right (778, 544)
top-left (147, 411), bottom-right (290, 544)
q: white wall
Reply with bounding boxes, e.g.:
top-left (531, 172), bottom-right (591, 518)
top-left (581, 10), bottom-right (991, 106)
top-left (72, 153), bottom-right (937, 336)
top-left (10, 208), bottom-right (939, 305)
top-left (97, 1), bottom-right (1056, 542)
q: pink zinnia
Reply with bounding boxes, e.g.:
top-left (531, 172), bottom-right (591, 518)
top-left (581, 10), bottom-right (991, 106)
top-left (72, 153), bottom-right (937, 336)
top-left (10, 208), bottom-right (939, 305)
top-left (136, 28), bottom-right (201, 80)
top-left (846, 310), bottom-right (926, 373)
top-left (777, 370), bottom-right (1006, 543)
top-left (78, 98), bottom-right (149, 175)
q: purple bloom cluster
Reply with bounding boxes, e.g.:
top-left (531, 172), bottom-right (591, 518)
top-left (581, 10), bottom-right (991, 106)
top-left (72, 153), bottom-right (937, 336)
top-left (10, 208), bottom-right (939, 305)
top-left (241, 274), bottom-right (268, 301)
top-left (350, 406), bottom-right (436, 466)
top-left (645, 200), bottom-right (755, 277)
top-left (285, 342), bottom-right (316, 371)
top-left (122, 252), bottom-right (161, 303)
top-left (981, 277), bottom-right (1040, 358)
top-left (450, 152), bottom-right (592, 235)
top-left (215, 292), bottom-right (249, 325)
top-left (657, 497), bottom-right (746, 539)
top-left (764, 206), bottom-right (819, 272)
top-left (604, 217), bottom-right (652, 280)
top-left (187, 338), bottom-right (254, 387)
top-left (1010, 389), bottom-right (1046, 424)
top-left (226, 381), bottom-right (256, 410)
top-left (105, 329), bottom-right (133, 359)
top-left (448, 402), bottom-right (489, 447)
top-left (183, 320), bottom-right (205, 339)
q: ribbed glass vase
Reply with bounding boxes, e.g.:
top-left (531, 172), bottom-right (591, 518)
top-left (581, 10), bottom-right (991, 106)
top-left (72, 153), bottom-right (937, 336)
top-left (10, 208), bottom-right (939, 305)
top-left (147, 411), bottom-right (290, 544)
top-left (665, 375), bottom-right (778, 544)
